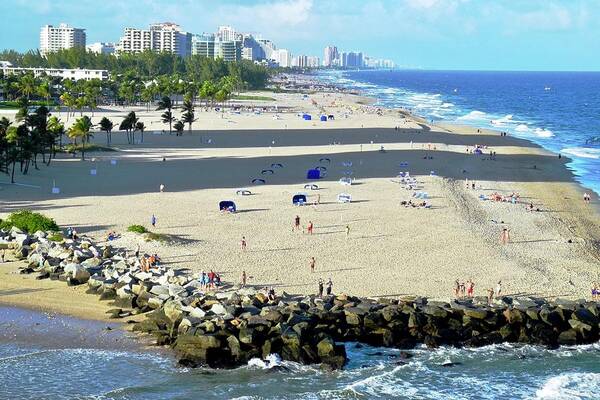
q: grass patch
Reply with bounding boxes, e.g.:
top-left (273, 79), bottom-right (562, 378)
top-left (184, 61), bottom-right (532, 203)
top-left (127, 224), bottom-right (168, 242)
top-left (47, 233), bottom-right (64, 242)
top-left (127, 225), bottom-right (148, 234)
top-left (63, 144), bottom-right (116, 153)
top-left (0, 100), bottom-right (59, 109)
top-left (232, 95), bottom-right (276, 101)
top-left (145, 232), bottom-right (168, 242)
top-left (0, 210), bottom-right (59, 233)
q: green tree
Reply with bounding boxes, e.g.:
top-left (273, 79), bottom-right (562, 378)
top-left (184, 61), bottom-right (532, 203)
top-left (181, 97), bottom-right (195, 133)
top-left (173, 120), bottom-right (184, 136)
top-left (157, 96), bottom-right (174, 134)
top-left (119, 111), bottom-right (138, 144)
top-left (17, 74), bottom-right (37, 100)
top-left (99, 116), bottom-right (114, 145)
top-left (68, 115), bottom-right (93, 160)
top-left (135, 121), bottom-right (145, 143)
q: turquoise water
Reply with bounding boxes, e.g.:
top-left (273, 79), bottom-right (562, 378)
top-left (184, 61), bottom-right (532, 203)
top-left (1, 341), bottom-right (600, 399)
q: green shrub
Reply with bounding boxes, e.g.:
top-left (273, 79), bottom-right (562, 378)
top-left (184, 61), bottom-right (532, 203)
top-left (47, 233), bottom-right (64, 242)
top-left (127, 224), bottom-right (148, 234)
top-left (0, 210), bottom-right (59, 233)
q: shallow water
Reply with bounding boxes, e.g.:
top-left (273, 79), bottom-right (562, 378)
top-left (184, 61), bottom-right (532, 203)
top-left (1, 306), bottom-right (599, 400)
top-left (319, 70), bottom-right (600, 196)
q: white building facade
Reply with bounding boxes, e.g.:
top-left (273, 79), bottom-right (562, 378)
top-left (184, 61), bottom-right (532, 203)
top-left (0, 65), bottom-right (108, 81)
top-left (40, 23), bottom-right (86, 56)
top-left (86, 42), bottom-right (116, 55)
top-left (117, 23), bottom-right (191, 57)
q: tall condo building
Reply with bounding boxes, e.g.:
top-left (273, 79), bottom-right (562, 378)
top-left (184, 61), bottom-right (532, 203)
top-left (118, 23), bottom-right (191, 57)
top-left (191, 34), bottom-right (215, 58)
top-left (323, 45), bottom-right (339, 67)
top-left (217, 26), bottom-right (236, 42)
top-left (40, 23), bottom-right (86, 56)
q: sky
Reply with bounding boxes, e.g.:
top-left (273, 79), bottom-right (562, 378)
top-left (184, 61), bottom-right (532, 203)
top-left (1, 0), bottom-right (599, 71)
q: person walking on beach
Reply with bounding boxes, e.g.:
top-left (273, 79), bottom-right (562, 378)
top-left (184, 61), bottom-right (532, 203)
top-left (307, 221), bottom-right (314, 235)
top-left (345, 225), bottom-right (351, 237)
top-left (310, 257), bottom-right (316, 273)
top-left (500, 228), bottom-right (510, 244)
top-left (241, 270), bottom-right (247, 287)
top-left (495, 281), bottom-right (503, 298)
top-left (241, 236), bottom-right (247, 251)
top-left (583, 192), bottom-right (591, 204)
top-left (487, 288), bottom-right (494, 304)
top-left (326, 278), bottom-right (333, 296)
top-left (151, 214), bottom-right (157, 228)
top-left (318, 279), bottom-right (324, 297)
top-left (294, 215), bottom-right (301, 231)
top-left (453, 280), bottom-right (460, 298)
top-left (159, 184), bottom-right (165, 193)
top-left (459, 281), bottom-right (466, 298)
top-left (467, 280), bottom-right (474, 298)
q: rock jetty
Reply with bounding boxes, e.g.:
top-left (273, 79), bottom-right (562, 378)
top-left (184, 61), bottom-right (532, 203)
top-left (2, 227), bottom-right (599, 370)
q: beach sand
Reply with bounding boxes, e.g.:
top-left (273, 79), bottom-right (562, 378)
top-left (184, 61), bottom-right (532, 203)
top-left (1, 91), bottom-right (599, 319)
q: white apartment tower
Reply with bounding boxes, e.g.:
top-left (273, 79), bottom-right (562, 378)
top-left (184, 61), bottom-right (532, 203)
top-left (40, 23), bottom-right (86, 56)
top-left (217, 26), bottom-right (236, 42)
top-left (323, 45), bottom-right (338, 67)
top-left (118, 23), bottom-right (191, 57)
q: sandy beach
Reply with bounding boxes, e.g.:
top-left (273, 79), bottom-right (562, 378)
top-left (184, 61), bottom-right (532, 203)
top-left (1, 90), bottom-right (599, 318)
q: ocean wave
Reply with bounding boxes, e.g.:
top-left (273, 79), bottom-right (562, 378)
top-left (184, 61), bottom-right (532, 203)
top-left (457, 110), bottom-right (488, 121)
top-left (533, 128), bottom-right (554, 138)
top-left (535, 373), bottom-right (600, 400)
top-left (561, 147), bottom-right (600, 159)
top-left (516, 124), bottom-right (530, 132)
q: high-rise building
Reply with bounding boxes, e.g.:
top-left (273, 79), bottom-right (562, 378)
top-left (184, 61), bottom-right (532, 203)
top-left (241, 34), bottom-right (266, 61)
top-left (257, 39), bottom-right (276, 60)
top-left (215, 39), bottom-right (240, 62)
top-left (191, 34), bottom-right (215, 58)
top-left (340, 51), bottom-right (363, 68)
top-left (86, 42), bottom-right (115, 55)
top-left (217, 26), bottom-right (236, 42)
top-left (323, 45), bottom-right (338, 67)
top-left (40, 23), bottom-right (86, 56)
top-left (271, 49), bottom-right (291, 67)
top-left (117, 23), bottom-right (191, 57)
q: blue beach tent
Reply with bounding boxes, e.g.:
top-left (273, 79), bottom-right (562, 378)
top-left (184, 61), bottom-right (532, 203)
top-left (320, 115), bottom-right (327, 122)
top-left (219, 200), bottom-right (237, 212)
top-left (306, 169), bottom-right (321, 179)
top-left (302, 114), bottom-right (312, 121)
top-left (292, 194), bottom-right (307, 205)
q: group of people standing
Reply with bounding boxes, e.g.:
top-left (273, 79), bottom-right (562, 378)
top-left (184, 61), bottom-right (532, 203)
top-left (454, 279), bottom-right (502, 304)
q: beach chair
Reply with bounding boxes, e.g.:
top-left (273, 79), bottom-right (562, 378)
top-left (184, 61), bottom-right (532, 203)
top-left (337, 193), bottom-right (352, 203)
top-left (304, 184), bottom-right (319, 190)
top-left (236, 189), bottom-right (252, 196)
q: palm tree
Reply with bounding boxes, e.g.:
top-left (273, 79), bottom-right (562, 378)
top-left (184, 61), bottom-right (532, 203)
top-left (17, 74), bottom-right (37, 100)
top-left (99, 117), bottom-right (114, 145)
top-left (135, 121), bottom-right (145, 143)
top-left (174, 120), bottom-right (184, 136)
top-left (47, 116), bottom-right (65, 155)
top-left (156, 96), bottom-right (173, 134)
top-left (68, 115), bottom-right (93, 160)
top-left (181, 98), bottom-right (195, 133)
top-left (119, 111), bottom-right (138, 144)
top-left (38, 79), bottom-right (51, 107)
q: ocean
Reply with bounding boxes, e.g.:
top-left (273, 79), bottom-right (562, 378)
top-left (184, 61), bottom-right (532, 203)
top-left (319, 69), bottom-right (600, 196)
top-left (1, 307), bottom-right (599, 399)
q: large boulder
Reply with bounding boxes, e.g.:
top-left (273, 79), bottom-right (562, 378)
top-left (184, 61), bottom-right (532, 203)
top-left (64, 263), bottom-right (90, 283)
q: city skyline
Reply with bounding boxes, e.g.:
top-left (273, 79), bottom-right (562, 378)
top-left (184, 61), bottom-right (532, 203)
top-left (1, 0), bottom-right (599, 71)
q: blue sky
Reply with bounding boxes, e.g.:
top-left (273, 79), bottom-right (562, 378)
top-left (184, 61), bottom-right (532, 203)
top-left (1, 0), bottom-right (599, 71)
